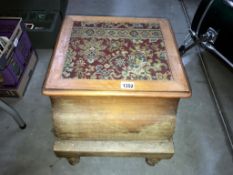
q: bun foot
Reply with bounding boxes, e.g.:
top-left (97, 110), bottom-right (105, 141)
top-left (145, 158), bottom-right (161, 166)
top-left (67, 157), bottom-right (80, 165)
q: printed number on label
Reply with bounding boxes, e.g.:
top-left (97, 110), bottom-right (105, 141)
top-left (121, 82), bottom-right (135, 89)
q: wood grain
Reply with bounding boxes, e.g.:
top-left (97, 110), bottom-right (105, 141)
top-left (42, 16), bottom-right (192, 164)
top-left (43, 16), bottom-right (191, 97)
top-left (44, 89), bottom-right (191, 98)
top-left (51, 96), bottom-right (178, 140)
top-left (54, 139), bottom-right (174, 158)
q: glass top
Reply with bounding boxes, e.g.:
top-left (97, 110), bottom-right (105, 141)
top-left (62, 21), bottom-right (172, 81)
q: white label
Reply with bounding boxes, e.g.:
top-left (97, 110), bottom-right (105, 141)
top-left (13, 38), bottom-right (18, 47)
top-left (121, 82), bottom-right (135, 89)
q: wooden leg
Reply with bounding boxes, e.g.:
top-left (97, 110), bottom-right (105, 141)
top-left (145, 158), bottom-right (161, 166)
top-left (67, 156), bottom-right (80, 165)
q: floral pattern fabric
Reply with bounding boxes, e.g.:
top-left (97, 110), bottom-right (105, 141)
top-left (62, 21), bottom-right (172, 80)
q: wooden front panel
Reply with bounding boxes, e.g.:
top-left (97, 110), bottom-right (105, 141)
top-left (51, 96), bottom-right (179, 140)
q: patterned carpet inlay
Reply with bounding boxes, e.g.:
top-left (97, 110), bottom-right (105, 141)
top-left (62, 21), bottom-right (172, 80)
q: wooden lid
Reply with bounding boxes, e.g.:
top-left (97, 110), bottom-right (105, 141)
top-left (43, 16), bottom-right (191, 98)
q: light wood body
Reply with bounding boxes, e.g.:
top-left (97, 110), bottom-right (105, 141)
top-left (51, 96), bottom-right (178, 165)
top-left (54, 140), bottom-right (174, 166)
top-left (52, 97), bottom-right (178, 141)
top-left (43, 16), bottom-right (191, 166)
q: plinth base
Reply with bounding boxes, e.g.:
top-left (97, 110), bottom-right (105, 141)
top-left (54, 139), bottom-right (174, 166)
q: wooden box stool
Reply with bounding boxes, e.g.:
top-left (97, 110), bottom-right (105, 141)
top-left (43, 16), bottom-right (191, 166)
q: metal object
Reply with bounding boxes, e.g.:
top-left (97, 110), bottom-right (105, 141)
top-left (179, 26), bottom-right (233, 68)
top-left (179, 0), bottom-right (233, 156)
top-left (202, 42), bottom-right (233, 67)
top-left (223, 0), bottom-right (233, 8)
top-left (196, 0), bottom-right (215, 35)
top-left (180, 0), bottom-right (233, 68)
top-left (179, 27), bottom-right (218, 56)
top-left (0, 99), bottom-right (26, 129)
